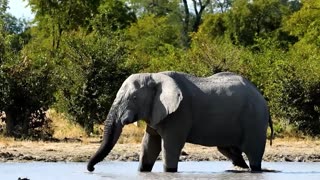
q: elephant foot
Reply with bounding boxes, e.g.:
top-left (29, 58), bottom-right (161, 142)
top-left (138, 164), bottom-right (153, 172)
top-left (250, 165), bottom-right (262, 172)
top-left (164, 166), bottom-right (178, 173)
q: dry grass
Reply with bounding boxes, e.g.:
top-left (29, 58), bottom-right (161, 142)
top-left (92, 121), bottom-right (145, 144)
top-left (48, 109), bottom-right (145, 143)
top-left (47, 109), bottom-right (87, 139)
top-left (0, 134), bottom-right (15, 146)
top-left (118, 122), bottom-right (145, 144)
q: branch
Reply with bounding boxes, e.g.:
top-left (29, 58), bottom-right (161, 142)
top-left (192, 0), bottom-right (199, 15)
top-left (182, 0), bottom-right (189, 26)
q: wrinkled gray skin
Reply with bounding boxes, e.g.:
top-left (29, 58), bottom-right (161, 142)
top-left (87, 71), bottom-right (273, 173)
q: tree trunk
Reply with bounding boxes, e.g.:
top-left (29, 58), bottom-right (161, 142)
top-left (5, 109), bottom-right (30, 137)
top-left (182, 0), bottom-right (191, 47)
top-left (4, 110), bottom-right (15, 136)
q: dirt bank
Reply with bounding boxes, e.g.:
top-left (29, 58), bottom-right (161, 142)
top-left (1, 138), bottom-right (320, 163)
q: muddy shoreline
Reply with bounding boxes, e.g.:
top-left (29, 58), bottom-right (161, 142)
top-left (1, 138), bottom-right (320, 163)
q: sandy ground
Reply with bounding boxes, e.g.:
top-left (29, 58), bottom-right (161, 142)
top-left (1, 138), bottom-right (320, 163)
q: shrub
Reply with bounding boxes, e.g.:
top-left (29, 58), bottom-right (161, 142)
top-left (1, 54), bottom-right (57, 138)
top-left (61, 31), bottom-right (131, 134)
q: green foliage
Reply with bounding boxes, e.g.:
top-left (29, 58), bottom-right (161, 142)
top-left (29, 0), bottom-right (101, 31)
top-left (279, 0), bottom-right (320, 135)
top-left (283, 0), bottom-right (320, 44)
top-left (198, 13), bottom-right (227, 40)
top-left (1, 0), bottom-right (320, 138)
top-left (281, 49), bottom-right (320, 135)
top-left (0, 0), bottom-right (10, 111)
top-left (206, 0), bottom-right (234, 13)
top-left (240, 38), bottom-right (292, 114)
top-left (125, 15), bottom-right (183, 71)
top-left (1, 48), bottom-right (58, 137)
top-left (92, 0), bottom-right (136, 33)
top-left (127, 0), bottom-right (180, 16)
top-left (225, 0), bottom-right (293, 46)
top-left (62, 31), bottom-right (131, 134)
top-left (0, 4), bottom-right (56, 138)
top-left (147, 44), bottom-right (210, 76)
top-left (19, 0), bottom-right (138, 135)
top-left (188, 31), bottom-right (242, 75)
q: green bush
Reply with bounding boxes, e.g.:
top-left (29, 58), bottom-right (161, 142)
top-left (1, 53), bottom-right (57, 138)
top-left (125, 15), bottom-right (183, 72)
top-left (0, 10), bottom-right (56, 138)
top-left (281, 44), bottom-right (320, 135)
top-left (61, 31), bottom-right (131, 134)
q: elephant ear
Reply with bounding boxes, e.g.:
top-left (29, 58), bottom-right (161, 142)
top-left (149, 73), bottom-right (183, 127)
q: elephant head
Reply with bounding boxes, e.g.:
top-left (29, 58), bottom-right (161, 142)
top-left (87, 73), bottom-right (183, 172)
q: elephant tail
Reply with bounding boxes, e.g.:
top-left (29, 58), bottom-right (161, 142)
top-left (269, 115), bottom-right (274, 146)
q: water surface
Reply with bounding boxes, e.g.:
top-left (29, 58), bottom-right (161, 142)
top-left (1, 161), bottom-right (320, 180)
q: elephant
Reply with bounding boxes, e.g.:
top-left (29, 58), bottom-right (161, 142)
top-left (87, 71), bottom-right (273, 173)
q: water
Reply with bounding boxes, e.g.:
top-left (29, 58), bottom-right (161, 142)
top-left (1, 161), bottom-right (320, 180)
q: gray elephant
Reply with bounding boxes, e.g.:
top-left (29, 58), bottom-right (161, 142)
top-left (87, 71), bottom-right (273, 172)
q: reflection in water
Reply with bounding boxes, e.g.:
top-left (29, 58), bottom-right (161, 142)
top-left (0, 161), bottom-right (320, 180)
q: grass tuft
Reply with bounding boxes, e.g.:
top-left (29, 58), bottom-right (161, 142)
top-left (0, 134), bottom-right (14, 147)
top-left (47, 109), bottom-right (87, 139)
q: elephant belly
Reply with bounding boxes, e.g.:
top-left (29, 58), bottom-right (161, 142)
top-left (187, 96), bottom-right (245, 146)
top-left (186, 121), bottom-right (243, 147)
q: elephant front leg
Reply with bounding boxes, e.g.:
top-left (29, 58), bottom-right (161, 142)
top-left (161, 137), bottom-right (185, 172)
top-left (138, 126), bottom-right (161, 172)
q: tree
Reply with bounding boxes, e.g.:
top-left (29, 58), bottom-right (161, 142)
top-left (283, 0), bottom-right (320, 48)
top-left (0, 2), bottom-right (57, 137)
top-left (28, 0), bottom-right (102, 50)
top-left (91, 0), bottom-right (136, 33)
top-left (125, 15), bottom-right (183, 71)
top-left (225, 0), bottom-right (294, 46)
top-left (127, 0), bottom-right (179, 16)
top-left (282, 0), bottom-right (320, 135)
top-left (126, 0), bottom-right (213, 46)
top-left (63, 31), bottom-right (131, 134)
top-left (207, 0), bottom-right (234, 13)
top-left (2, 54), bottom-right (57, 137)
top-left (0, 0), bottom-right (9, 114)
top-left (22, 0), bottom-right (138, 134)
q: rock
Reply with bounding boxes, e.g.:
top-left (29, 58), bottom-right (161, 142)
top-left (283, 157), bottom-right (293, 162)
top-left (0, 152), bottom-right (14, 158)
top-left (181, 151), bottom-right (188, 156)
top-left (295, 156), bottom-right (304, 162)
top-left (22, 156), bottom-right (35, 161)
top-left (46, 149), bottom-right (56, 152)
top-left (179, 156), bottom-right (187, 161)
top-left (63, 137), bottom-right (82, 143)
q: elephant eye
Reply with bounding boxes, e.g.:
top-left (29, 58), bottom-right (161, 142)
top-left (132, 95), bottom-right (137, 100)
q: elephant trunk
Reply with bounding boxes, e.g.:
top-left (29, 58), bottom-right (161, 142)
top-left (87, 108), bottom-right (123, 172)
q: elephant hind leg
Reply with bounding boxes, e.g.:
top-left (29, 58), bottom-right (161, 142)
top-left (244, 150), bottom-right (263, 172)
top-left (242, 136), bottom-right (266, 172)
top-left (217, 146), bottom-right (249, 169)
top-left (243, 145), bottom-right (264, 172)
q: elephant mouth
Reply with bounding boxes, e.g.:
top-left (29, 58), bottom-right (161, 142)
top-left (120, 111), bottom-right (138, 125)
top-left (133, 113), bottom-right (139, 122)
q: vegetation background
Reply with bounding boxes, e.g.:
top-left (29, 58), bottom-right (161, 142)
top-left (0, 0), bottom-right (319, 140)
